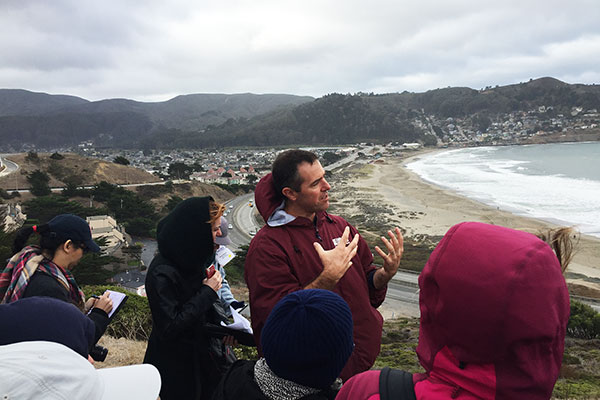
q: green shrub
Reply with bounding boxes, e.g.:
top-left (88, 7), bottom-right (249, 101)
top-left (0, 188), bottom-right (11, 199)
top-left (234, 345), bottom-right (258, 360)
top-left (553, 378), bottom-right (600, 399)
top-left (50, 152), bottom-right (65, 160)
top-left (0, 226), bottom-right (16, 264)
top-left (214, 183), bottom-right (255, 194)
top-left (568, 301), bottom-right (600, 339)
top-left (563, 353), bottom-right (582, 365)
top-left (135, 184), bottom-right (172, 199)
top-left (223, 245), bottom-right (247, 284)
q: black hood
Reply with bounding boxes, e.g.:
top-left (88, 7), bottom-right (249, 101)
top-left (156, 196), bottom-right (215, 276)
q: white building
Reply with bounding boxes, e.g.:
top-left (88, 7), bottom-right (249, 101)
top-left (402, 142), bottom-right (422, 150)
top-left (86, 215), bottom-right (127, 254)
top-left (1, 204), bottom-right (26, 232)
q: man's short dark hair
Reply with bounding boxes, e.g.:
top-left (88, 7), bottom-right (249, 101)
top-left (272, 150), bottom-right (318, 196)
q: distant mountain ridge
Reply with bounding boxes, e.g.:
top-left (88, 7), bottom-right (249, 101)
top-left (1, 77), bottom-right (600, 149)
top-left (0, 90), bottom-right (313, 149)
top-left (0, 89), bottom-right (89, 116)
top-left (164, 77), bottom-right (600, 148)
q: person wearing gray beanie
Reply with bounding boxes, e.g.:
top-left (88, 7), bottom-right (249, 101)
top-left (212, 289), bottom-right (354, 400)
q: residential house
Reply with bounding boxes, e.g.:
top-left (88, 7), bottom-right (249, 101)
top-left (111, 270), bottom-right (146, 297)
top-left (1, 203), bottom-right (26, 232)
top-left (86, 215), bottom-right (127, 254)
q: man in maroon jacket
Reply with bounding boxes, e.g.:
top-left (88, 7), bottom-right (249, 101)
top-left (245, 149), bottom-right (403, 381)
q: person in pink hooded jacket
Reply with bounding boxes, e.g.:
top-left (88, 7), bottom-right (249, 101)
top-left (336, 222), bottom-right (571, 400)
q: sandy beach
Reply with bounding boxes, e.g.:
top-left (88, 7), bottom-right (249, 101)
top-left (329, 150), bottom-right (600, 300)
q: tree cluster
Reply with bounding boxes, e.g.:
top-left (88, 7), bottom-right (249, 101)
top-left (89, 182), bottom-right (158, 237)
top-left (568, 300), bottom-right (600, 339)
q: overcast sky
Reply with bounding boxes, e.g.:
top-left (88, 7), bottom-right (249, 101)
top-left (1, 0), bottom-right (599, 102)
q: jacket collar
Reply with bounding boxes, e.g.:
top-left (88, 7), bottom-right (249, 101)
top-left (267, 201), bottom-right (296, 227)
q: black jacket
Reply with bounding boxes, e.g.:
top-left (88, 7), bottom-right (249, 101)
top-left (212, 360), bottom-right (338, 400)
top-left (23, 270), bottom-right (109, 344)
top-left (143, 196), bottom-right (223, 400)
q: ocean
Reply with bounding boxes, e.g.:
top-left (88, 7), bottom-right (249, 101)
top-left (406, 142), bottom-right (600, 238)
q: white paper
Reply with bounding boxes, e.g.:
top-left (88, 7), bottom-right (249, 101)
top-left (106, 290), bottom-right (127, 318)
top-left (215, 246), bottom-right (235, 267)
top-left (221, 306), bottom-right (253, 334)
top-left (87, 289), bottom-right (127, 318)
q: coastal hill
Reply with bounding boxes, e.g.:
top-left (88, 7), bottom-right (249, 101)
top-left (0, 151), bottom-right (233, 210)
top-left (0, 90), bottom-right (313, 149)
top-left (0, 152), bottom-right (161, 191)
top-left (1, 77), bottom-right (600, 149)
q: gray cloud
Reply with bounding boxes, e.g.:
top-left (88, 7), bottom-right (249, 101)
top-left (1, 0), bottom-right (599, 101)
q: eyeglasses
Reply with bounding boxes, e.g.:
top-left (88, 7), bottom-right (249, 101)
top-left (74, 242), bottom-right (89, 254)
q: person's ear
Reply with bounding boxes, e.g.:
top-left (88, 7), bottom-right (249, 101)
top-left (282, 187), bottom-right (298, 201)
top-left (63, 240), bottom-right (75, 253)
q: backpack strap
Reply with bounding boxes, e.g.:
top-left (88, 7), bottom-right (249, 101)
top-left (379, 367), bottom-right (417, 400)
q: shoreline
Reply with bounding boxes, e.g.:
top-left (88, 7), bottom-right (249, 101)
top-left (331, 148), bottom-right (600, 295)
top-left (403, 143), bottom-right (600, 239)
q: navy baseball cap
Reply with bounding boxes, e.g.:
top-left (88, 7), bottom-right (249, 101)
top-left (47, 214), bottom-right (100, 253)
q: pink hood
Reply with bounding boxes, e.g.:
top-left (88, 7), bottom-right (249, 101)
top-left (416, 222), bottom-right (569, 399)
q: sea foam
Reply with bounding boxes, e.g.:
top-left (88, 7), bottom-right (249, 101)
top-left (407, 143), bottom-right (600, 238)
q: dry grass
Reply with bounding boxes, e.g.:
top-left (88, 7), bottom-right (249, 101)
top-left (137, 181), bottom-right (235, 212)
top-left (95, 335), bottom-right (147, 369)
top-left (0, 152), bottom-right (160, 190)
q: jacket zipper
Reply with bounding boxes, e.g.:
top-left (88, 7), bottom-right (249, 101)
top-left (314, 218), bottom-right (323, 242)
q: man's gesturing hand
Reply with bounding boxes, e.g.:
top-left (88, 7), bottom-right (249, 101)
top-left (308, 226), bottom-right (359, 290)
top-left (373, 227), bottom-right (404, 289)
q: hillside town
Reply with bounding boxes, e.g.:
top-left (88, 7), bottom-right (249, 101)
top-left (414, 106), bottom-right (600, 145)
top-left (72, 146), bottom-right (365, 185)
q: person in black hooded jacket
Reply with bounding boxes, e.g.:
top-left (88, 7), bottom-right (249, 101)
top-left (143, 196), bottom-right (226, 400)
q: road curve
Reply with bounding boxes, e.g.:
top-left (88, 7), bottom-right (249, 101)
top-left (0, 156), bottom-right (19, 177)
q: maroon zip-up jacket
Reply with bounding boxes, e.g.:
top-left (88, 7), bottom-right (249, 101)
top-left (244, 173), bottom-right (387, 381)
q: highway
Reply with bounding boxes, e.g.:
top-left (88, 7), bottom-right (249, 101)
top-left (0, 156), bottom-right (19, 177)
top-left (224, 193), bottom-right (259, 251)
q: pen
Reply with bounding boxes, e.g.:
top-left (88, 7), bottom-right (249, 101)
top-left (91, 295), bottom-right (100, 299)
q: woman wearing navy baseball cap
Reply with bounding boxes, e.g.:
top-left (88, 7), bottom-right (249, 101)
top-left (0, 214), bottom-right (113, 345)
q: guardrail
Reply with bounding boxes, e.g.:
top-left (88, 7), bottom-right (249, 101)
top-left (396, 268), bottom-right (420, 275)
top-left (571, 295), bottom-right (600, 305)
